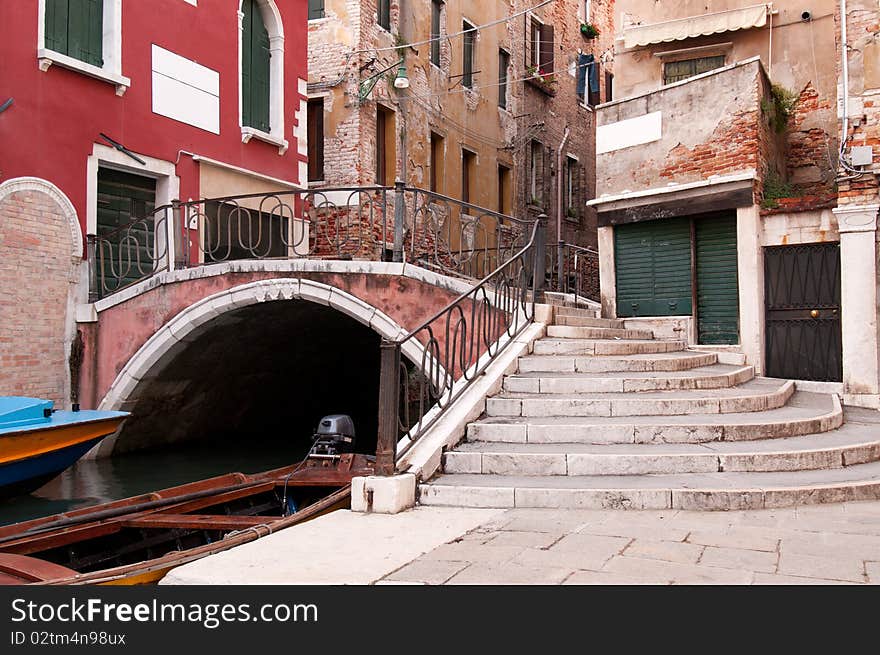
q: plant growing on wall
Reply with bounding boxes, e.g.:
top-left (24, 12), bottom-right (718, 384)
top-left (580, 23), bottom-right (600, 38)
top-left (761, 168), bottom-right (798, 209)
top-left (761, 83), bottom-right (798, 133)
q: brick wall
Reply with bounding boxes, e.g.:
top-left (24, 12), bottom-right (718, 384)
top-left (0, 189), bottom-right (78, 406)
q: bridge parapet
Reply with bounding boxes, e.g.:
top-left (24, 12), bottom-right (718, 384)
top-left (89, 185), bottom-right (534, 302)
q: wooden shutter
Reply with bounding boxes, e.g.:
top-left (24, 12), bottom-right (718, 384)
top-left (66, 0), bottom-right (103, 67)
top-left (539, 24), bottom-right (554, 73)
top-left (307, 100), bottom-right (324, 182)
top-left (695, 214), bottom-right (740, 344)
top-left (45, 0), bottom-right (69, 53)
top-left (615, 218), bottom-right (693, 317)
top-left (242, 0), bottom-right (271, 132)
top-left (308, 0), bottom-right (325, 20)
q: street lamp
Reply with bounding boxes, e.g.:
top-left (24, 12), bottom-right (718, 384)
top-left (358, 58), bottom-right (409, 103)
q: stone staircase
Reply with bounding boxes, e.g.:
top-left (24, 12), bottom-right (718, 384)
top-left (419, 305), bottom-right (880, 510)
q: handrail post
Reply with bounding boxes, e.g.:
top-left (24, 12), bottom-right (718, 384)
top-left (376, 339), bottom-right (401, 476)
top-left (393, 180), bottom-right (405, 263)
top-left (557, 240), bottom-right (565, 293)
top-left (533, 214), bottom-right (548, 302)
top-left (87, 234), bottom-right (99, 303)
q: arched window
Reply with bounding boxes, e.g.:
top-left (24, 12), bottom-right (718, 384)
top-left (239, 0), bottom-right (287, 153)
top-left (241, 0), bottom-right (270, 132)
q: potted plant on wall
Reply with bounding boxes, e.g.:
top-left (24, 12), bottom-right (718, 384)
top-left (580, 23), bottom-right (600, 38)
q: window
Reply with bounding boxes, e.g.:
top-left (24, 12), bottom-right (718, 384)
top-left (663, 55), bottom-right (725, 85)
top-left (308, 0), bottom-right (324, 20)
top-left (498, 164), bottom-right (511, 215)
top-left (307, 99), bottom-right (324, 182)
top-left (565, 156), bottom-right (579, 219)
top-left (45, 0), bottom-right (103, 67)
top-left (430, 0), bottom-right (442, 67)
top-left (378, 0), bottom-right (390, 30)
top-left (96, 167), bottom-right (156, 290)
top-left (462, 21), bottom-right (476, 88)
top-left (461, 149), bottom-right (476, 205)
top-left (241, 0), bottom-right (271, 133)
top-left (529, 140), bottom-right (543, 205)
top-left (529, 19), bottom-right (554, 74)
top-left (376, 106), bottom-right (395, 185)
top-left (204, 200), bottom-right (288, 262)
top-left (430, 132), bottom-right (444, 193)
top-left (498, 49), bottom-right (510, 108)
top-left (605, 71), bottom-right (613, 103)
top-left (583, 0), bottom-right (591, 22)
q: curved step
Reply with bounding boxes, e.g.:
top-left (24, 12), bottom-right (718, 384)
top-left (447, 421), bottom-right (880, 476)
top-left (486, 379), bottom-right (795, 418)
top-left (531, 339), bottom-right (687, 357)
top-left (505, 365), bottom-right (754, 392)
top-left (418, 460), bottom-right (880, 511)
top-left (468, 392), bottom-right (843, 444)
top-left (547, 326), bottom-right (654, 340)
top-left (554, 316), bottom-right (626, 328)
top-left (570, 351), bottom-right (719, 373)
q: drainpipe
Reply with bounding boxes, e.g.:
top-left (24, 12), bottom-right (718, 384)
top-left (839, 0), bottom-right (850, 166)
top-left (556, 128), bottom-right (570, 291)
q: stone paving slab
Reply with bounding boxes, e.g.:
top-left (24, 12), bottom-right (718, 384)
top-left (165, 501), bottom-right (880, 585)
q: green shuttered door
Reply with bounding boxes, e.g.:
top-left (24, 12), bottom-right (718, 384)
top-left (615, 218), bottom-right (693, 317)
top-left (242, 0), bottom-right (271, 133)
top-left (696, 215), bottom-right (740, 344)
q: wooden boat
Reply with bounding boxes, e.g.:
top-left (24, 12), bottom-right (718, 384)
top-left (0, 451), bottom-right (374, 585)
top-left (0, 397), bottom-right (128, 498)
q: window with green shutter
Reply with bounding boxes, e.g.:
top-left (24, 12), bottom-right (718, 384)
top-left (308, 0), bottom-right (325, 20)
top-left (45, 0), bottom-right (104, 67)
top-left (614, 218), bottom-right (693, 317)
top-left (242, 0), bottom-right (271, 133)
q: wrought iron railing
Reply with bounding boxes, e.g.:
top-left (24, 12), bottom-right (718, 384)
top-left (374, 217), bottom-right (547, 475)
top-left (88, 184), bottom-right (534, 300)
top-left (546, 241), bottom-right (601, 302)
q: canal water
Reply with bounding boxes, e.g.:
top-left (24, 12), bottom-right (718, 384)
top-left (0, 438), bottom-right (311, 527)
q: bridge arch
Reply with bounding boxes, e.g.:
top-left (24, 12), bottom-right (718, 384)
top-left (91, 278), bottom-right (434, 457)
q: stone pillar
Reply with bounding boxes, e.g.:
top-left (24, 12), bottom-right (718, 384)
top-left (736, 205), bottom-right (765, 374)
top-left (597, 225), bottom-right (616, 318)
top-left (834, 204), bottom-right (880, 408)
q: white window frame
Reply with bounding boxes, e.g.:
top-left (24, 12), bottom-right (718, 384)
top-left (582, 0), bottom-right (591, 23)
top-left (566, 154), bottom-right (578, 213)
top-left (238, 0), bottom-right (289, 155)
top-left (37, 0), bottom-right (130, 95)
top-left (86, 143), bottom-right (180, 273)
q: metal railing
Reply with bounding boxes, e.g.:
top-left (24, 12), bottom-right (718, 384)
top-left (374, 217), bottom-right (547, 475)
top-left (546, 241), bottom-right (600, 302)
top-left (88, 184), bottom-right (535, 301)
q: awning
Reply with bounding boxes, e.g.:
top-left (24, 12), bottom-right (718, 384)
top-left (624, 4), bottom-right (769, 49)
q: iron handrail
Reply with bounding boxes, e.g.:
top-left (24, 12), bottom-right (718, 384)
top-left (374, 217), bottom-right (546, 475)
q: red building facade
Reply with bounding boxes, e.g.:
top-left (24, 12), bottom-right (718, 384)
top-left (0, 0), bottom-right (308, 406)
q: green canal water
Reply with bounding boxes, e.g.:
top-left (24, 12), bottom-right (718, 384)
top-left (0, 439), bottom-right (312, 527)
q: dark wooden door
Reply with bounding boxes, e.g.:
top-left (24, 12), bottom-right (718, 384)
top-left (764, 243), bottom-right (842, 381)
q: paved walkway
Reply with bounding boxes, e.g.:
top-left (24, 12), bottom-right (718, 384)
top-left (165, 501), bottom-right (880, 585)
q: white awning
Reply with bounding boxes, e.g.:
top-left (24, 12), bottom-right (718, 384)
top-left (624, 5), bottom-right (769, 49)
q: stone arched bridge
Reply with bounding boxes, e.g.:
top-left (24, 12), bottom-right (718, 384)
top-left (76, 260), bottom-right (478, 455)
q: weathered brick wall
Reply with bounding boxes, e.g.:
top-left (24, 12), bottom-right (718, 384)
top-left (0, 189), bottom-right (78, 406)
top-left (512, 0), bottom-right (614, 251)
top-left (597, 60), bottom-right (766, 199)
top-left (835, 0), bottom-right (880, 207)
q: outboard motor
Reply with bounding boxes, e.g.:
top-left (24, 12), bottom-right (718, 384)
top-left (310, 414), bottom-right (356, 456)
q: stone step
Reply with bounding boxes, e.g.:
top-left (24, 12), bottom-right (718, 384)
top-left (554, 307), bottom-right (609, 321)
top-left (506, 365), bottom-right (754, 391)
top-left (486, 378), bottom-right (794, 418)
top-left (469, 392), bottom-right (843, 444)
top-left (446, 421), bottom-right (880, 476)
top-left (418, 459), bottom-right (880, 510)
top-left (547, 326), bottom-right (654, 340)
top-left (531, 351), bottom-right (719, 372)
top-left (553, 316), bottom-right (626, 329)
top-left (531, 339), bottom-right (687, 357)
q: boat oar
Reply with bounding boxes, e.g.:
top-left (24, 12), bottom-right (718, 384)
top-left (0, 479), bottom-right (273, 547)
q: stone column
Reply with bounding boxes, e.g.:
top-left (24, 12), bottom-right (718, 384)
top-left (597, 225), bottom-right (616, 318)
top-left (834, 204), bottom-right (880, 408)
top-left (736, 205), bottom-right (765, 374)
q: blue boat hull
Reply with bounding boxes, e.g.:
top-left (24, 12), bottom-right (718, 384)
top-left (0, 436), bottom-right (105, 498)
